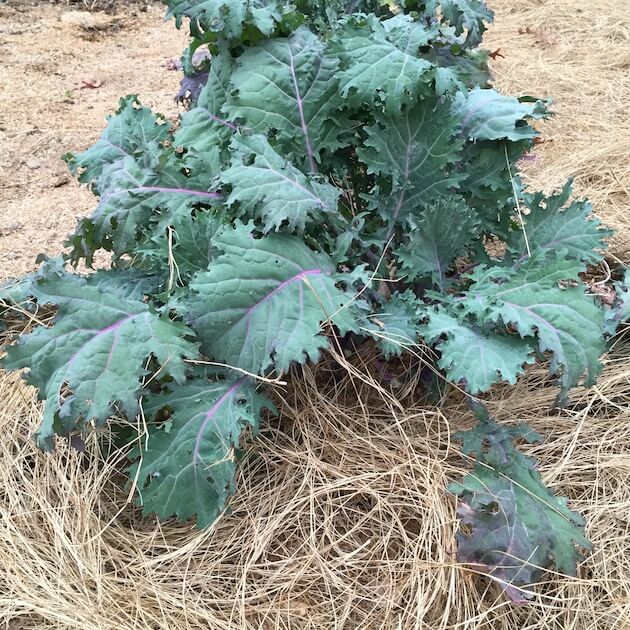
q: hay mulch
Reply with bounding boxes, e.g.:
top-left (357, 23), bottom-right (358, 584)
top-left (1, 0), bottom-right (630, 628)
top-left (1, 358), bottom-right (629, 629)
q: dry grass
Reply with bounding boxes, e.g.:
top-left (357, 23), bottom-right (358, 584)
top-left (485, 0), bottom-right (630, 262)
top-left (1, 0), bottom-right (630, 628)
top-left (1, 355), bottom-right (629, 629)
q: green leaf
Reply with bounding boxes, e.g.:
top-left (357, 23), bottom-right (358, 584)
top-left (222, 134), bottom-right (341, 232)
top-left (174, 53), bottom-right (237, 154)
top-left (363, 292), bottom-right (422, 358)
top-left (509, 181), bottom-right (611, 264)
top-left (181, 222), bottom-right (361, 373)
top-left (469, 257), bottom-right (606, 393)
top-left (139, 210), bottom-right (225, 282)
top-left (165, 0), bottom-right (292, 41)
top-left (450, 417), bottom-right (590, 602)
top-left (331, 14), bottom-right (433, 111)
top-left (357, 97), bottom-right (464, 226)
top-left (84, 268), bottom-right (165, 301)
top-left (65, 97), bottom-right (224, 265)
top-left (130, 374), bottom-right (273, 527)
top-left (2, 270), bottom-right (198, 450)
top-left (65, 96), bottom-right (171, 184)
top-left (294, 0), bottom-right (387, 30)
top-left (453, 87), bottom-right (548, 141)
top-left (396, 198), bottom-right (480, 288)
top-left (458, 140), bottom-right (528, 236)
top-left (426, 0), bottom-right (493, 48)
top-left (224, 28), bottom-right (344, 170)
top-left (69, 147), bottom-right (222, 263)
top-left (426, 46), bottom-right (491, 93)
top-left (421, 307), bottom-right (534, 394)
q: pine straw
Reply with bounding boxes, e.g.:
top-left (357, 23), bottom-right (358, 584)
top-left (1, 349), bottom-right (630, 629)
top-left (1, 0), bottom-right (630, 627)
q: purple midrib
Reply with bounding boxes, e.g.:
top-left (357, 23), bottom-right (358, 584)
top-left (245, 269), bottom-right (323, 316)
top-left (200, 107), bottom-right (238, 131)
top-left (287, 46), bottom-right (317, 173)
top-left (193, 378), bottom-right (246, 464)
top-left (57, 313), bottom-right (139, 407)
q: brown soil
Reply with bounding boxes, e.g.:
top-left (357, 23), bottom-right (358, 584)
top-left (0, 1), bottom-right (186, 281)
top-left (1, 0), bottom-right (628, 280)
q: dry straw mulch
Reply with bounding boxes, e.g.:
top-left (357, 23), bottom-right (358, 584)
top-left (1, 358), bottom-right (629, 629)
top-left (1, 0), bottom-right (630, 628)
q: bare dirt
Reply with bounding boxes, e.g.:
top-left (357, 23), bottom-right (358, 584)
top-left (0, 1), bottom-right (186, 281)
top-left (1, 0), bottom-right (629, 285)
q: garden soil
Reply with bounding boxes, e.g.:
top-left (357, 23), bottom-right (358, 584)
top-left (0, 1), bottom-right (629, 628)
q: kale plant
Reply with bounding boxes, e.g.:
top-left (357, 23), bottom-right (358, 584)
top-left (1, 0), bottom-right (622, 601)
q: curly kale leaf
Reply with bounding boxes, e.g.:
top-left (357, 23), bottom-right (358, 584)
top-left (363, 292), bottom-right (423, 358)
top-left (130, 373), bottom-right (274, 527)
top-left (180, 222), bottom-right (362, 374)
top-left (2, 269), bottom-right (198, 450)
top-left (420, 308), bottom-right (535, 394)
top-left (222, 134), bottom-right (341, 232)
top-left (224, 28), bottom-right (345, 171)
top-left (138, 210), bottom-right (225, 283)
top-left (175, 52), bottom-right (237, 154)
top-left (65, 96), bottom-right (171, 183)
top-left (69, 152), bottom-right (222, 264)
top-left (358, 96), bottom-right (464, 227)
top-left (295, 0), bottom-right (390, 30)
top-left (165, 0), bottom-right (295, 42)
top-left (428, 46), bottom-right (491, 94)
top-left (331, 14), bottom-right (434, 111)
top-left (425, 0), bottom-right (493, 48)
top-left (458, 140), bottom-right (529, 237)
top-left (396, 198), bottom-right (480, 289)
top-left (453, 87), bottom-right (548, 142)
top-left (509, 181), bottom-right (611, 264)
top-left (67, 97), bottom-right (222, 264)
top-left (418, 254), bottom-right (605, 398)
top-left (468, 258), bottom-right (606, 395)
top-left (450, 417), bottom-right (590, 601)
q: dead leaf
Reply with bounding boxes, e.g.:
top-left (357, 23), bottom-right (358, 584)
top-left (489, 48), bottom-right (505, 60)
top-left (79, 80), bottom-right (104, 90)
top-left (588, 282), bottom-right (616, 306)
